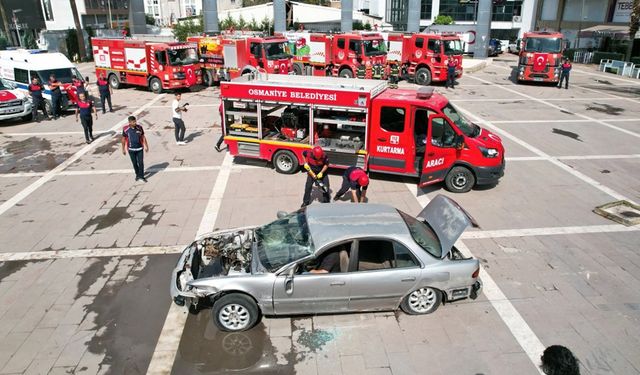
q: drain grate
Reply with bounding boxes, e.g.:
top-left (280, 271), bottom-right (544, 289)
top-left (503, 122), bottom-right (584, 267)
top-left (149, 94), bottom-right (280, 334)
top-left (594, 200), bottom-right (640, 226)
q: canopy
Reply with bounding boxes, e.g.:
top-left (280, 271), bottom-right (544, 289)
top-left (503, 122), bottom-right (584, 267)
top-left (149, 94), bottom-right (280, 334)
top-left (579, 25), bottom-right (640, 40)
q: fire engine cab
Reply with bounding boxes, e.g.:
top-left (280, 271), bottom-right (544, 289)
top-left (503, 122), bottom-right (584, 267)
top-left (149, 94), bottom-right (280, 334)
top-left (188, 34), bottom-right (292, 86)
top-left (517, 31), bottom-right (565, 83)
top-left (221, 74), bottom-right (505, 192)
top-left (384, 32), bottom-right (464, 86)
top-left (92, 37), bottom-right (202, 93)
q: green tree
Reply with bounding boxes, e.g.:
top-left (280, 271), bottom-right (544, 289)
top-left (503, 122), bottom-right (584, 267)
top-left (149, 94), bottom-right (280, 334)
top-left (0, 33), bottom-right (8, 50)
top-left (22, 32), bottom-right (37, 49)
top-left (145, 13), bottom-right (156, 26)
top-left (433, 14), bottom-right (454, 25)
top-left (219, 14), bottom-right (235, 30)
top-left (172, 16), bottom-right (203, 41)
top-left (260, 16), bottom-right (272, 34)
top-left (248, 17), bottom-right (258, 31)
top-left (237, 15), bottom-right (247, 30)
top-left (626, 0), bottom-right (639, 61)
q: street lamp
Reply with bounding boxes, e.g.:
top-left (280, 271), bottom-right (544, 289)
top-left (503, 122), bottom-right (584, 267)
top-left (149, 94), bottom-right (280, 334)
top-left (12, 9), bottom-right (22, 47)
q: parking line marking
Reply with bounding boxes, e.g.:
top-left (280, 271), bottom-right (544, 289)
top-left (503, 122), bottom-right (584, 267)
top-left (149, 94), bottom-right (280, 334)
top-left (571, 68), bottom-right (640, 86)
top-left (572, 84), bottom-right (640, 105)
top-left (451, 97), bottom-right (620, 102)
top-left (505, 154), bottom-right (640, 162)
top-left (462, 224), bottom-right (639, 239)
top-left (0, 94), bottom-right (167, 218)
top-left (404, 188), bottom-right (545, 374)
top-left (1, 127), bottom-right (215, 137)
top-left (0, 165), bottom-right (260, 178)
top-left (491, 118), bottom-right (640, 124)
top-left (0, 245), bottom-right (183, 262)
top-left (146, 153), bottom-right (234, 375)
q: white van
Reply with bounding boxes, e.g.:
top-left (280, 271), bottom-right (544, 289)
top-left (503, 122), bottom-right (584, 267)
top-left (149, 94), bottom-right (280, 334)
top-left (0, 49), bottom-right (85, 114)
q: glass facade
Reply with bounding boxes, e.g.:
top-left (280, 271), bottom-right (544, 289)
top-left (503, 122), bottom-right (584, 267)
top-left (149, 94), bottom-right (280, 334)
top-left (386, 0), bottom-right (409, 31)
top-left (438, 0), bottom-right (476, 21)
top-left (421, 0), bottom-right (432, 20)
top-left (492, 0), bottom-right (523, 21)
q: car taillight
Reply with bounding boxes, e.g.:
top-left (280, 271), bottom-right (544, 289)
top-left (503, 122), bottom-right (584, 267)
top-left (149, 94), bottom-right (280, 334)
top-left (472, 267), bottom-right (480, 278)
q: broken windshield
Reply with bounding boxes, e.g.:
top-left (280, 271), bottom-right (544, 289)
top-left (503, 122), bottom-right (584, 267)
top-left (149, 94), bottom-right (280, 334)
top-left (255, 210), bottom-right (314, 272)
top-left (363, 39), bottom-right (386, 56)
top-left (524, 38), bottom-right (562, 53)
top-left (264, 42), bottom-right (291, 60)
top-left (167, 48), bottom-right (199, 66)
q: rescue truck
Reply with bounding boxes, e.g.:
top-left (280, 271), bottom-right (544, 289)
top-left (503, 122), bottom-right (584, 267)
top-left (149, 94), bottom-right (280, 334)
top-left (517, 31), bottom-right (565, 83)
top-left (0, 49), bottom-right (84, 113)
top-left (280, 32), bottom-right (388, 79)
top-left (91, 37), bottom-right (202, 93)
top-left (384, 32), bottom-right (464, 86)
top-left (220, 74), bottom-right (505, 193)
top-left (188, 34), bottom-right (292, 86)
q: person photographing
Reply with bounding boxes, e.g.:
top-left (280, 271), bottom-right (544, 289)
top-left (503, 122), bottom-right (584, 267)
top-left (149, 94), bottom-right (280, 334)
top-left (172, 93), bottom-right (189, 145)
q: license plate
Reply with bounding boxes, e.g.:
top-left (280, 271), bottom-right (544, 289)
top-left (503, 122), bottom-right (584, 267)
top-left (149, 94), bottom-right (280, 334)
top-left (533, 78), bottom-right (543, 82)
top-left (0, 108), bottom-right (21, 114)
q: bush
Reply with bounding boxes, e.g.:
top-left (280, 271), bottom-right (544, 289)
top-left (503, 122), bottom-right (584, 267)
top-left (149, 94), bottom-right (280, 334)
top-left (173, 16), bottom-right (203, 41)
top-left (145, 14), bottom-right (156, 26)
top-left (592, 51), bottom-right (625, 63)
top-left (433, 15), bottom-right (454, 25)
top-left (630, 57), bottom-right (640, 65)
top-left (0, 34), bottom-right (8, 50)
top-left (22, 32), bottom-right (37, 49)
top-left (563, 48), bottom-right (576, 60)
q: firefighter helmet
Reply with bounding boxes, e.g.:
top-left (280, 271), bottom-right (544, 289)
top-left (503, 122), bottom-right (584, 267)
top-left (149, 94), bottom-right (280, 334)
top-left (312, 146), bottom-right (324, 159)
top-left (358, 175), bottom-right (369, 187)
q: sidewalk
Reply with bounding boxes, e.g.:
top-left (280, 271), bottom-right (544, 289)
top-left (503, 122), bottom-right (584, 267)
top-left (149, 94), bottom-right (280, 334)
top-left (462, 57), bottom-right (493, 73)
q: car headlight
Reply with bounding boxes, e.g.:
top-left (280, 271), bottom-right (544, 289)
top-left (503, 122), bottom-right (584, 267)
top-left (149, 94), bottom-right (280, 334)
top-left (479, 146), bottom-right (499, 158)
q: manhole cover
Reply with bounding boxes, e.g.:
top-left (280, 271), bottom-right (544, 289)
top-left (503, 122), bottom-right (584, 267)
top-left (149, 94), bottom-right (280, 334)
top-left (594, 200), bottom-right (640, 226)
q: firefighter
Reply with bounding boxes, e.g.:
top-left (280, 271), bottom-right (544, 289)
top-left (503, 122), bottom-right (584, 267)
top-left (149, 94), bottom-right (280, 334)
top-left (333, 166), bottom-right (369, 203)
top-left (558, 58), bottom-right (572, 89)
top-left (301, 146), bottom-right (330, 207)
top-left (48, 74), bottom-right (62, 120)
top-left (96, 74), bottom-right (113, 113)
top-left (356, 65), bottom-right (366, 79)
top-left (446, 56), bottom-right (457, 89)
top-left (388, 64), bottom-right (399, 88)
top-left (28, 77), bottom-right (50, 122)
top-left (75, 92), bottom-right (98, 144)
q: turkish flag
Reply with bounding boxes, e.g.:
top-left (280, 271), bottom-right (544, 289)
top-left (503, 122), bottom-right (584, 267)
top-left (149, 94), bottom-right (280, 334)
top-left (185, 67), bottom-right (196, 86)
top-left (532, 53), bottom-right (547, 72)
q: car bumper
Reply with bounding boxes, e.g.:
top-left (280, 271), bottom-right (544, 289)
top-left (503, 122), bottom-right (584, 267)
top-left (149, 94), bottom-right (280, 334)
top-left (446, 279), bottom-right (483, 301)
top-left (0, 104), bottom-right (31, 120)
top-left (475, 160), bottom-right (505, 185)
top-left (170, 246), bottom-right (197, 304)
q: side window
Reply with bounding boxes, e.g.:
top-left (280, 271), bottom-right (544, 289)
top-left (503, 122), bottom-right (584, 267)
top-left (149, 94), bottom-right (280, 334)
top-left (427, 39), bottom-right (437, 52)
top-left (337, 38), bottom-right (345, 49)
top-left (414, 109), bottom-right (434, 152)
top-left (349, 40), bottom-right (359, 52)
top-left (155, 51), bottom-right (166, 65)
top-left (415, 37), bottom-right (424, 49)
top-left (14, 68), bottom-right (29, 84)
top-left (250, 42), bottom-right (261, 57)
top-left (357, 240), bottom-right (394, 271)
top-left (393, 242), bottom-right (419, 268)
top-left (430, 117), bottom-right (456, 148)
top-left (380, 106), bottom-right (405, 133)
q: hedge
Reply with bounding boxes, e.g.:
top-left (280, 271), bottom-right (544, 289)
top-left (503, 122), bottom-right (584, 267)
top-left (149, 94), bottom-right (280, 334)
top-left (592, 51), bottom-right (625, 63)
top-left (631, 57), bottom-right (640, 65)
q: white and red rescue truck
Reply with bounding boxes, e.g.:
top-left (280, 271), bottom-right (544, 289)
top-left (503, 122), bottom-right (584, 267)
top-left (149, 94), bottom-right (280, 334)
top-left (280, 32), bottom-right (388, 79)
top-left (517, 31), bottom-right (565, 83)
top-left (188, 34), bottom-right (292, 86)
top-left (220, 74), bottom-right (505, 193)
top-left (384, 32), bottom-right (464, 86)
top-left (91, 37), bottom-right (202, 94)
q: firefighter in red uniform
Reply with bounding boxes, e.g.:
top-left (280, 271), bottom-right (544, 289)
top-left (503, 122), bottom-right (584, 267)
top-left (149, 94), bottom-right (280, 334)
top-left (301, 146), bottom-right (330, 207)
top-left (334, 166), bottom-right (369, 203)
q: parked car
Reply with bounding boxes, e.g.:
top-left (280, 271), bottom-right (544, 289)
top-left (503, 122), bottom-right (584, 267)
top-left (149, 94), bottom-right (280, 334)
top-left (171, 195), bottom-right (483, 332)
top-left (507, 39), bottom-right (521, 54)
top-left (489, 39), bottom-right (503, 56)
top-left (0, 78), bottom-right (32, 122)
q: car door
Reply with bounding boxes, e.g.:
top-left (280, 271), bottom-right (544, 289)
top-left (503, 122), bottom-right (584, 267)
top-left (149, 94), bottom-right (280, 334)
top-left (348, 238), bottom-right (421, 311)
top-left (368, 104), bottom-right (411, 173)
top-left (419, 114), bottom-right (460, 186)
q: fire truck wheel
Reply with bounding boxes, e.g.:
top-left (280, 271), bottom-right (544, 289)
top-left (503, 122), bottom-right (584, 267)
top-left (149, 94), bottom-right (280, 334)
top-left (292, 63), bottom-right (303, 75)
top-left (339, 69), bottom-right (354, 78)
top-left (445, 166), bottom-right (475, 193)
top-left (273, 150), bottom-right (299, 174)
top-left (149, 78), bottom-right (163, 94)
top-left (108, 74), bottom-right (121, 89)
top-left (203, 70), bottom-right (214, 87)
top-left (415, 68), bottom-right (432, 86)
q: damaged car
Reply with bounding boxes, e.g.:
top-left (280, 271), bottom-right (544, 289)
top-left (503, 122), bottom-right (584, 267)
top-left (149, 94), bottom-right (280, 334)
top-left (170, 194), bottom-right (483, 332)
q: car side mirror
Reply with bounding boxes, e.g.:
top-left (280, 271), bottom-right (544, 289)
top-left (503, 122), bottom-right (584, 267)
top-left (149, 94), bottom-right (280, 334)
top-left (277, 211), bottom-right (287, 219)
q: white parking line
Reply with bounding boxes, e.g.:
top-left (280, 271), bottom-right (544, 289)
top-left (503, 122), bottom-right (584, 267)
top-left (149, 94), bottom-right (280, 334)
top-left (1, 127), bottom-right (214, 137)
top-left (462, 224), bottom-right (639, 239)
top-left (451, 97), bottom-right (619, 102)
top-left (0, 164), bottom-right (259, 178)
top-left (492, 118), bottom-right (640, 124)
top-left (572, 84), bottom-right (640, 105)
top-left (0, 95), bottom-right (167, 218)
top-left (506, 154), bottom-right (640, 162)
top-left (404, 186), bottom-right (545, 374)
top-left (0, 245), bottom-right (183, 262)
top-left (571, 68), bottom-right (640, 86)
top-left (146, 153), bottom-right (234, 375)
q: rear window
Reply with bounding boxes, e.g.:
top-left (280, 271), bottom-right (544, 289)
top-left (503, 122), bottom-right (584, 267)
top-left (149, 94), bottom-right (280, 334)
top-left (398, 210), bottom-right (441, 258)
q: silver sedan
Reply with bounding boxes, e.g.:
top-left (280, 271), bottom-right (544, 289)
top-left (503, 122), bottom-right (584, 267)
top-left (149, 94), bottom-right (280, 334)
top-left (171, 195), bottom-right (483, 332)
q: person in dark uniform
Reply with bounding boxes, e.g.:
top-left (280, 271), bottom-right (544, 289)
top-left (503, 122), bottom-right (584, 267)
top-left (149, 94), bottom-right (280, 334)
top-left (122, 116), bottom-right (149, 182)
top-left (72, 75), bottom-right (86, 96)
top-left (96, 74), bottom-right (113, 113)
top-left (333, 166), bottom-right (369, 203)
top-left (558, 58), bottom-right (572, 89)
top-left (446, 56), bottom-right (457, 89)
top-left (48, 74), bottom-right (62, 120)
top-left (28, 77), bottom-right (50, 122)
top-left (301, 146), bottom-right (330, 207)
top-left (75, 92), bottom-right (97, 143)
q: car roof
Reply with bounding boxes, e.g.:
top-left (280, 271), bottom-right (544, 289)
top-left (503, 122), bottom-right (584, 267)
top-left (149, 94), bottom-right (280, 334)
top-left (305, 203), bottom-right (410, 251)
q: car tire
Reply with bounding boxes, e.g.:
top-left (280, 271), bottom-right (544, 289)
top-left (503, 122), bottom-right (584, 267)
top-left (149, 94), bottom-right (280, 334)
top-left (149, 77), bottom-right (163, 94)
top-left (212, 294), bottom-right (261, 332)
top-left (401, 287), bottom-right (442, 315)
top-left (444, 166), bottom-right (475, 193)
top-left (203, 70), bottom-right (214, 87)
top-left (22, 114), bottom-right (32, 122)
top-left (415, 67), bottom-right (432, 86)
top-left (339, 68), bottom-right (354, 78)
top-left (273, 150), bottom-right (299, 174)
top-left (108, 74), bottom-right (121, 89)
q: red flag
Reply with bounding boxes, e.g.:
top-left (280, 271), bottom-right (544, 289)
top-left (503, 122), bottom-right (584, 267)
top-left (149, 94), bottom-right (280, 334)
top-left (532, 53), bottom-right (547, 72)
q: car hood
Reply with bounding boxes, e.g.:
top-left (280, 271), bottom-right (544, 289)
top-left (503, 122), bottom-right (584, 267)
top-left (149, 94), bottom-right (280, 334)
top-left (0, 89), bottom-right (26, 102)
top-left (416, 195), bottom-right (478, 259)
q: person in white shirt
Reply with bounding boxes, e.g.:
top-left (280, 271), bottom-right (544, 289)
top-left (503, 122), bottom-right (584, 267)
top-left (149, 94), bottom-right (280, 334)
top-left (172, 93), bottom-right (188, 145)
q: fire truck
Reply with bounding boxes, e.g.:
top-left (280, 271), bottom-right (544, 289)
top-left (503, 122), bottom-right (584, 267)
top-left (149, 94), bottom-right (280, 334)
top-left (517, 31), bottom-right (565, 83)
top-left (187, 34), bottom-right (292, 86)
top-left (384, 32), bottom-right (464, 86)
top-left (280, 32), bottom-right (388, 79)
top-left (220, 74), bottom-right (505, 193)
top-left (91, 37), bottom-right (202, 93)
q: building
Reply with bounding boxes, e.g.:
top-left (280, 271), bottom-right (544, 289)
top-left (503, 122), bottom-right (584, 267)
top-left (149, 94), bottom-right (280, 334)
top-left (145, 0), bottom-right (243, 26)
top-left (36, 0), bottom-right (129, 30)
top-left (2, 0), bottom-right (46, 46)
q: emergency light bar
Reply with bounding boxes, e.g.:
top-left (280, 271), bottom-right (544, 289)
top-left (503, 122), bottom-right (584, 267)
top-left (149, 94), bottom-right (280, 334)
top-left (416, 87), bottom-right (435, 99)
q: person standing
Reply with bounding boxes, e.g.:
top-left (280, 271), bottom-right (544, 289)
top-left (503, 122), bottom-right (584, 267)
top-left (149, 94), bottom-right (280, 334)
top-left (301, 146), bottom-right (330, 207)
top-left (75, 92), bottom-right (98, 144)
top-left (96, 74), bottom-right (113, 113)
top-left (48, 74), bottom-right (62, 120)
top-left (72, 75), bottom-right (86, 96)
top-left (122, 116), bottom-right (149, 182)
top-left (446, 56), bottom-right (457, 89)
top-left (333, 166), bottom-right (369, 203)
top-left (172, 93), bottom-right (187, 145)
top-left (28, 77), bottom-right (50, 122)
top-left (215, 102), bottom-right (225, 152)
top-left (558, 58), bottom-right (572, 89)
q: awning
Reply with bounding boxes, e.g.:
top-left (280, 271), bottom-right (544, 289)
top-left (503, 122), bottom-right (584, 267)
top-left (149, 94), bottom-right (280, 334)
top-left (579, 25), bottom-right (640, 39)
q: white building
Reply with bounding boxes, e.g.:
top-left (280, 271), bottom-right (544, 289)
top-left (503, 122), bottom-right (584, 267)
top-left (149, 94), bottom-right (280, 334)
top-left (40, 0), bottom-right (130, 30)
top-left (145, 0), bottom-right (242, 26)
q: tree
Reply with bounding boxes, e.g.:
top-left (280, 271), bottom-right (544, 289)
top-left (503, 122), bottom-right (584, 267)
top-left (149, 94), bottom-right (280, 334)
top-left (627, 0), bottom-right (640, 61)
top-left (0, 33), bottom-right (7, 50)
top-left (22, 31), bottom-right (37, 49)
top-left (69, 0), bottom-right (86, 60)
top-left (145, 14), bottom-right (156, 26)
top-left (172, 16), bottom-right (203, 41)
top-left (0, 0), bottom-right (12, 45)
top-left (433, 14), bottom-right (454, 25)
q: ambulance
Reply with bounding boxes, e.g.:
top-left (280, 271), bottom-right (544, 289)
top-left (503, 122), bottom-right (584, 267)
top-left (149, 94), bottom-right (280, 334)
top-left (220, 74), bottom-right (505, 193)
top-left (0, 78), bottom-right (32, 122)
top-left (0, 50), bottom-right (84, 114)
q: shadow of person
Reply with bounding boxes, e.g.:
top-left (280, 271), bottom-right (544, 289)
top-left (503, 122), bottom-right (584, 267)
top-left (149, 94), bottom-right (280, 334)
top-left (185, 131), bottom-right (204, 143)
top-left (145, 161), bottom-right (170, 178)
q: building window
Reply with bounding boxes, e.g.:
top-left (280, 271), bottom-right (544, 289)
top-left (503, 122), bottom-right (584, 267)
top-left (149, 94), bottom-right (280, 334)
top-left (41, 0), bottom-right (54, 21)
top-left (145, 0), bottom-right (160, 17)
top-left (438, 0), bottom-right (476, 21)
top-left (386, 0), bottom-right (409, 31)
top-left (184, 0), bottom-right (197, 16)
top-left (420, 0), bottom-right (432, 20)
top-left (492, 0), bottom-right (523, 21)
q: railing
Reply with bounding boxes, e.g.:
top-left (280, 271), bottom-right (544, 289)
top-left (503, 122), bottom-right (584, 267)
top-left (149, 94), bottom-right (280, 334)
top-left (599, 59), bottom-right (639, 79)
top-left (572, 50), bottom-right (593, 64)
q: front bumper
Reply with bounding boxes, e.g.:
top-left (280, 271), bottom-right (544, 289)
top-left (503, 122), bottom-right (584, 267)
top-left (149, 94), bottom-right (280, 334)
top-left (474, 160), bottom-right (505, 185)
top-left (0, 103), bottom-right (31, 121)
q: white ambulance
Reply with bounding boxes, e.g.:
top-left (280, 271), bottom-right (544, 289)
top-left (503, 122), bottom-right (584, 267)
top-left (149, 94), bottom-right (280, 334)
top-left (0, 78), bottom-right (32, 122)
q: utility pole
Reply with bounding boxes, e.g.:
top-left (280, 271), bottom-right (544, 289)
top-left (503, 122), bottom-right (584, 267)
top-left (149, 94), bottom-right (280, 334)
top-left (576, 0), bottom-right (585, 48)
top-left (12, 9), bottom-right (21, 47)
top-left (69, 0), bottom-right (85, 59)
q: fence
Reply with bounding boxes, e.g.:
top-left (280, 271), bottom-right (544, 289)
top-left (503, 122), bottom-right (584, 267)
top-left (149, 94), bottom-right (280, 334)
top-left (572, 50), bottom-right (593, 64)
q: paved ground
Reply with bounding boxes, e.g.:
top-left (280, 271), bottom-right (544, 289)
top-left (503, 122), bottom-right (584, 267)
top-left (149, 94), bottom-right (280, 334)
top-left (0, 53), bottom-right (639, 375)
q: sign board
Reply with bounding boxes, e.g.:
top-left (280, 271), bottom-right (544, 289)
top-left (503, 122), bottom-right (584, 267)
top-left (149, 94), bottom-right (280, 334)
top-left (221, 83), bottom-right (370, 108)
top-left (612, 0), bottom-right (633, 23)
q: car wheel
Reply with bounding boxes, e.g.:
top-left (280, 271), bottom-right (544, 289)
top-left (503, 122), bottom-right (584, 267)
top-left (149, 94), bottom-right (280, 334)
top-left (22, 114), bottom-right (33, 122)
top-left (203, 70), bottom-right (214, 87)
top-left (149, 77), bottom-right (163, 94)
top-left (273, 150), bottom-right (299, 174)
top-left (339, 68), bottom-right (354, 78)
top-left (212, 294), bottom-right (260, 332)
top-left (415, 67), bottom-right (432, 86)
top-left (401, 287), bottom-right (442, 315)
top-left (108, 74), bottom-right (121, 89)
top-left (445, 166), bottom-right (475, 193)
top-left (293, 63), bottom-right (304, 75)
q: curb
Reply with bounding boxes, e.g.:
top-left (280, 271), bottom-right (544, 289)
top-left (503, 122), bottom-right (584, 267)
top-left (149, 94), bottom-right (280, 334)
top-left (463, 58), bottom-right (494, 74)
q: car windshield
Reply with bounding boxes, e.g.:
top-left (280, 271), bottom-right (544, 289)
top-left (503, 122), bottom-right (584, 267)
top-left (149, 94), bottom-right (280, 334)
top-left (0, 79), bottom-right (8, 90)
top-left (36, 68), bottom-right (76, 84)
top-left (167, 48), bottom-right (199, 65)
top-left (442, 103), bottom-right (478, 137)
top-left (524, 38), bottom-right (562, 53)
top-left (443, 39), bottom-right (463, 55)
top-left (398, 210), bottom-right (441, 258)
top-left (255, 210), bottom-right (314, 272)
top-left (363, 39), bottom-right (386, 56)
top-left (264, 42), bottom-right (291, 60)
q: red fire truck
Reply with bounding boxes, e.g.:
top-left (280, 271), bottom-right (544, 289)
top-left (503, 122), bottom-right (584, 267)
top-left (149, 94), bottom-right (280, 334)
top-left (220, 74), bottom-right (505, 193)
top-left (384, 32), bottom-right (464, 86)
top-left (187, 34), bottom-right (292, 86)
top-left (91, 37), bottom-right (202, 93)
top-left (517, 31), bottom-right (565, 83)
top-left (280, 32), bottom-right (388, 79)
